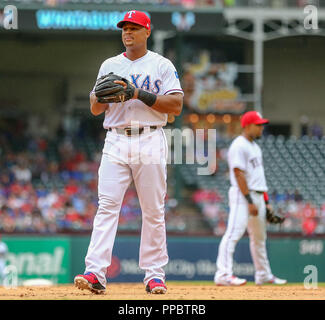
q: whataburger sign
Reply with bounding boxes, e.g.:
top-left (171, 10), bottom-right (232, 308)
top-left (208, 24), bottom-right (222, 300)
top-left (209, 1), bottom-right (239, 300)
top-left (35, 10), bottom-right (140, 31)
top-left (1, 9), bottom-right (225, 33)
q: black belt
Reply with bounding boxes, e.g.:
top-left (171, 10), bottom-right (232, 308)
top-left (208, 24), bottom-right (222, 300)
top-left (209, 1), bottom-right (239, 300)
top-left (108, 126), bottom-right (157, 137)
top-left (251, 190), bottom-right (264, 194)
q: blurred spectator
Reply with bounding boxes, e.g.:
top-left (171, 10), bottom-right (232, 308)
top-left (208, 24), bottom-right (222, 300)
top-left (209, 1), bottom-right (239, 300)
top-left (181, 0), bottom-right (196, 8)
top-left (12, 165), bottom-right (31, 183)
top-left (192, 188), bottom-right (223, 203)
top-left (294, 189), bottom-right (303, 202)
top-left (192, 188), bottom-right (227, 235)
top-left (300, 115), bottom-right (309, 137)
top-left (166, 206), bottom-right (187, 232)
top-left (311, 122), bottom-right (323, 139)
top-left (302, 218), bottom-right (317, 236)
top-left (214, 218), bottom-right (226, 236)
top-left (297, 0), bottom-right (319, 7)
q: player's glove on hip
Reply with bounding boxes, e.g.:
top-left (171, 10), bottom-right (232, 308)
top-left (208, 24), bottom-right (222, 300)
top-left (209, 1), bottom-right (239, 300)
top-left (95, 72), bottom-right (135, 103)
top-left (266, 207), bottom-right (285, 224)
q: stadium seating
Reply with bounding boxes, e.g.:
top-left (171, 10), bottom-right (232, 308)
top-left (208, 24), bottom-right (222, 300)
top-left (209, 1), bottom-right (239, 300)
top-left (1, 131), bottom-right (324, 235)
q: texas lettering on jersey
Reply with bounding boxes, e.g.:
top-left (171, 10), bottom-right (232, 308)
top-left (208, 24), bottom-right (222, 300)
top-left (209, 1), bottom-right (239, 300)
top-left (249, 156), bottom-right (263, 169)
top-left (130, 74), bottom-right (162, 94)
top-left (228, 135), bottom-right (267, 191)
top-left (95, 50), bottom-right (183, 128)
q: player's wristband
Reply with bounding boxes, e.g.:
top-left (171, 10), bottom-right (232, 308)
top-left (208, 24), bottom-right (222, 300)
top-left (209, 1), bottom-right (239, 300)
top-left (244, 194), bottom-right (253, 204)
top-left (263, 192), bottom-right (269, 204)
top-left (137, 89), bottom-right (157, 107)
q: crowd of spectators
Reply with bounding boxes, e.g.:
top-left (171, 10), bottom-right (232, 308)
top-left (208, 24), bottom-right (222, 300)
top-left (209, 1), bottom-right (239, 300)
top-left (269, 190), bottom-right (325, 236)
top-left (193, 187), bottom-right (325, 236)
top-left (1, 124), bottom-right (324, 236)
top-left (0, 131), bottom-right (132, 233)
top-left (192, 188), bottom-right (227, 235)
top-left (0, 138), bottom-right (96, 233)
top-left (0, 129), bottom-right (187, 233)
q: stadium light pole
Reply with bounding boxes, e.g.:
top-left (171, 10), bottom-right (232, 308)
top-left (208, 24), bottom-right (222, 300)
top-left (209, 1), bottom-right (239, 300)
top-left (254, 15), bottom-right (264, 115)
top-left (173, 32), bottom-right (184, 203)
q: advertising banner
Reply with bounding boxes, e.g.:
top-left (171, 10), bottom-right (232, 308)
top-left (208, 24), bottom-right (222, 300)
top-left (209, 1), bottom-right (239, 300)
top-left (2, 237), bottom-right (70, 284)
top-left (2, 236), bottom-right (324, 284)
top-left (182, 53), bottom-right (247, 114)
top-left (267, 238), bottom-right (325, 283)
top-left (99, 236), bottom-right (254, 283)
top-left (74, 236), bottom-right (325, 283)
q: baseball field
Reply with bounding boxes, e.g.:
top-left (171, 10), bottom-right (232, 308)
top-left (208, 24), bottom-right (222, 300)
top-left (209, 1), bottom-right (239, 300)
top-left (0, 282), bottom-right (324, 300)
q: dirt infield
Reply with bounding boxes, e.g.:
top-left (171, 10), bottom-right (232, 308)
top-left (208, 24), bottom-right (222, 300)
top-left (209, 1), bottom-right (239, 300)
top-left (0, 283), bottom-right (324, 300)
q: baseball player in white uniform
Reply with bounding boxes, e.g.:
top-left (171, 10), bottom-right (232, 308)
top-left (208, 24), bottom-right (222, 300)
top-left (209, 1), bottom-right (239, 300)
top-left (214, 111), bottom-right (287, 286)
top-left (74, 10), bottom-right (183, 294)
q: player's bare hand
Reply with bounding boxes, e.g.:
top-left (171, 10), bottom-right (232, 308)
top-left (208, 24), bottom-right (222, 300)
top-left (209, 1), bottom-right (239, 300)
top-left (114, 80), bottom-right (137, 99)
top-left (114, 80), bottom-right (128, 89)
top-left (248, 203), bottom-right (258, 216)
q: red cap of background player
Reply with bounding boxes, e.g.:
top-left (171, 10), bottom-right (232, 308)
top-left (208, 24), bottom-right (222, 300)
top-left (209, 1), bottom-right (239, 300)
top-left (117, 11), bottom-right (151, 30)
top-left (240, 111), bottom-right (269, 128)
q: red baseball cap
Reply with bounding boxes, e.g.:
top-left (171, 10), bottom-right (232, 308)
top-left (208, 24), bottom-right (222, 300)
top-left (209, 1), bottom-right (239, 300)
top-left (117, 10), bottom-right (151, 30)
top-left (240, 111), bottom-right (269, 128)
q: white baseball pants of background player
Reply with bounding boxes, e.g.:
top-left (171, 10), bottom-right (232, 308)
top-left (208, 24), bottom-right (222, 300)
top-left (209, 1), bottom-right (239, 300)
top-left (215, 186), bottom-right (273, 284)
top-left (84, 127), bottom-right (169, 288)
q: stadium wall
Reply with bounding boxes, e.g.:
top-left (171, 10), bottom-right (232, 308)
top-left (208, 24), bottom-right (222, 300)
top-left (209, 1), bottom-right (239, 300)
top-left (1, 31), bottom-right (324, 137)
top-left (263, 36), bottom-right (325, 136)
top-left (0, 36), bottom-right (121, 135)
top-left (2, 235), bottom-right (324, 285)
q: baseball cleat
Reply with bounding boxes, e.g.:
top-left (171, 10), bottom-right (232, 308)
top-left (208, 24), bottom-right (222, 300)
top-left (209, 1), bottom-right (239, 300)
top-left (256, 276), bottom-right (287, 285)
top-left (215, 275), bottom-right (247, 286)
top-left (146, 278), bottom-right (167, 294)
top-left (74, 272), bottom-right (106, 294)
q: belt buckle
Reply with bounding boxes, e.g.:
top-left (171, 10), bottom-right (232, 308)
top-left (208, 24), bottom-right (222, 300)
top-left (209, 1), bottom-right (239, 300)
top-left (125, 128), bottom-right (132, 136)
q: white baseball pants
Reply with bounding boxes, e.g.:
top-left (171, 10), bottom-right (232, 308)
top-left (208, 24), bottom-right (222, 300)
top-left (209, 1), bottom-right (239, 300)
top-left (84, 127), bottom-right (169, 287)
top-left (215, 186), bottom-right (273, 283)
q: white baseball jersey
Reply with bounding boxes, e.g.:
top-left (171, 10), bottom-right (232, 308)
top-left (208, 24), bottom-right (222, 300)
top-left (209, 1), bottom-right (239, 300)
top-left (228, 135), bottom-right (267, 192)
top-left (93, 50), bottom-right (183, 128)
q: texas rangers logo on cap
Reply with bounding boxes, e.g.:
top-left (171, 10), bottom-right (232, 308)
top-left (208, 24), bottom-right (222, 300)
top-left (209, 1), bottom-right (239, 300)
top-left (240, 111), bottom-right (269, 128)
top-left (128, 11), bottom-right (136, 18)
top-left (117, 10), bottom-right (151, 30)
